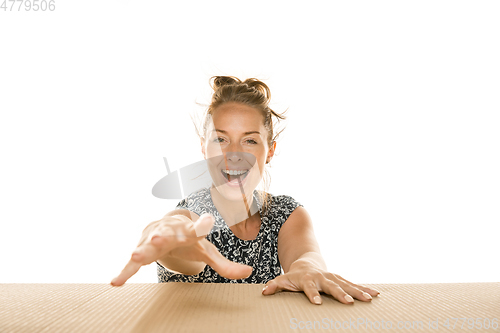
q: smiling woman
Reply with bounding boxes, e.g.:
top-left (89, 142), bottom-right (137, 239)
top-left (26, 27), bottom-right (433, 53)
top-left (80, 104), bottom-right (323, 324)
top-left (202, 102), bottom-right (275, 222)
top-left (111, 76), bottom-right (380, 305)
top-left (197, 76), bottom-right (287, 217)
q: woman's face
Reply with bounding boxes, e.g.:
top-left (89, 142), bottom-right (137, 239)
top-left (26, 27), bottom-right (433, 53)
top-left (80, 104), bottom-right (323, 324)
top-left (202, 102), bottom-right (275, 202)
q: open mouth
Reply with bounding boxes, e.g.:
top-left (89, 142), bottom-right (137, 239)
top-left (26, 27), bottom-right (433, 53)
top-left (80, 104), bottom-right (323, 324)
top-left (221, 169), bottom-right (250, 184)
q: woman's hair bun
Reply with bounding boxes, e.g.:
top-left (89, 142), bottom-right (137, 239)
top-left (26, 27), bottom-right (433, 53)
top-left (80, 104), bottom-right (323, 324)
top-left (243, 78), bottom-right (271, 102)
top-left (210, 76), bottom-right (271, 103)
top-left (211, 76), bottom-right (241, 91)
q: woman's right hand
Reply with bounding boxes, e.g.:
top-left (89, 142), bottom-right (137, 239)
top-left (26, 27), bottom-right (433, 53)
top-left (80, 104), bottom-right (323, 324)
top-left (110, 213), bottom-right (253, 286)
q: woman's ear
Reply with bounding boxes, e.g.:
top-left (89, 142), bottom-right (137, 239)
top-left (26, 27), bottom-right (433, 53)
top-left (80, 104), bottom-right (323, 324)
top-left (201, 139), bottom-right (206, 158)
top-left (266, 141), bottom-right (276, 164)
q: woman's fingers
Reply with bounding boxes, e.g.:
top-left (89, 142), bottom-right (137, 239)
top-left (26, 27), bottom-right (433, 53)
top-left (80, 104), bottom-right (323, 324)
top-left (193, 213), bottom-right (216, 237)
top-left (336, 281), bottom-right (374, 301)
top-left (111, 240), bottom-right (166, 286)
top-left (111, 214), bottom-right (216, 286)
top-left (179, 213), bottom-right (253, 280)
top-left (318, 278), bottom-right (359, 304)
top-left (300, 277), bottom-right (323, 305)
top-left (110, 253), bottom-right (143, 286)
top-left (335, 274), bottom-right (380, 297)
top-left (319, 273), bottom-right (373, 303)
top-left (262, 272), bottom-right (376, 305)
top-left (262, 276), bottom-right (299, 295)
top-left (149, 213), bottom-right (213, 246)
top-left (199, 239), bottom-right (253, 280)
top-left (262, 275), bottom-right (354, 305)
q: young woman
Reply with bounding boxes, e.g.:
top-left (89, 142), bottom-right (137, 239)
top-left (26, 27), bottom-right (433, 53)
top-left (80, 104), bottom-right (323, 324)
top-left (111, 76), bottom-right (380, 305)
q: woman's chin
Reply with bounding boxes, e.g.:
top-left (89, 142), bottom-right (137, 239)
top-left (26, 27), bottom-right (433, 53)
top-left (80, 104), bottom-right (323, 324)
top-left (216, 186), bottom-right (251, 199)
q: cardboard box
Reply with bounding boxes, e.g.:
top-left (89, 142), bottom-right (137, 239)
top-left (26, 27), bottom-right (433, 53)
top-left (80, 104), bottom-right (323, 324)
top-left (1, 282), bottom-right (499, 332)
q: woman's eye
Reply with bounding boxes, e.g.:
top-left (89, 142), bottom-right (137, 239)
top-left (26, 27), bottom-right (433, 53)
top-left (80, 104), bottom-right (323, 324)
top-left (212, 137), bottom-right (256, 144)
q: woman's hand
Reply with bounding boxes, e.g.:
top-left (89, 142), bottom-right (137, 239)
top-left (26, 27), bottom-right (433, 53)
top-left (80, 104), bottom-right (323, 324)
top-left (111, 213), bottom-right (253, 286)
top-left (261, 259), bottom-right (380, 305)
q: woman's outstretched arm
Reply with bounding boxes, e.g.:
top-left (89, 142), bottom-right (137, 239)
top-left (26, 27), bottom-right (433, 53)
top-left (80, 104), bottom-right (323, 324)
top-left (111, 211), bottom-right (252, 286)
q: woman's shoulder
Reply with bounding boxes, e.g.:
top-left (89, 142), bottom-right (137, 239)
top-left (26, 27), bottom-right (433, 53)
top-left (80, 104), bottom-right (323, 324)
top-left (256, 190), bottom-right (303, 216)
top-left (175, 187), bottom-right (212, 212)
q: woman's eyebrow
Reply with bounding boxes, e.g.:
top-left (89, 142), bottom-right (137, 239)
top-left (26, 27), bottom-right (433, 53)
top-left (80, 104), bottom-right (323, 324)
top-left (214, 129), bottom-right (261, 135)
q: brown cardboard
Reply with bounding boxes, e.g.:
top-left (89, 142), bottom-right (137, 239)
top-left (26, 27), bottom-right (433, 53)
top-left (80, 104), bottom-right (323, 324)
top-left (1, 282), bottom-right (499, 332)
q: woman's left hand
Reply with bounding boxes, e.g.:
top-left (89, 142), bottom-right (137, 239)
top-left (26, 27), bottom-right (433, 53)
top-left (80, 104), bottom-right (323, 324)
top-left (261, 260), bottom-right (380, 305)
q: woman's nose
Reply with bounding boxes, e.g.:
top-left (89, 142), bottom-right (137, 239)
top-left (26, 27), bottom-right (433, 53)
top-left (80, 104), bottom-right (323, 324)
top-left (224, 141), bottom-right (244, 161)
top-left (225, 151), bottom-right (243, 162)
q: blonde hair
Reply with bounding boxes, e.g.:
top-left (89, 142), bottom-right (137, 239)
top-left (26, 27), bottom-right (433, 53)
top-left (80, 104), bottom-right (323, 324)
top-left (195, 76), bottom-right (287, 215)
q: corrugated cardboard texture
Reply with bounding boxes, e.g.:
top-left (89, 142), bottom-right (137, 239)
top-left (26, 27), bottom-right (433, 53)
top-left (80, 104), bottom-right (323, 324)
top-left (1, 282), bottom-right (499, 332)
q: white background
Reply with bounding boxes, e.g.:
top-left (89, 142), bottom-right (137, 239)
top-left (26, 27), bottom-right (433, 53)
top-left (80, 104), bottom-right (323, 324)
top-left (1, 1), bottom-right (498, 285)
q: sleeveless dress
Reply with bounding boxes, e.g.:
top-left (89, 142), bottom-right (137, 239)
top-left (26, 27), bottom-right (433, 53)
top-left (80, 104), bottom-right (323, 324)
top-left (157, 187), bottom-right (303, 284)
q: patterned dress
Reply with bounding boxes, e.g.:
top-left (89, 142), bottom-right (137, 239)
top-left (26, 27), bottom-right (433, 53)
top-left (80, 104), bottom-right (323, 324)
top-left (157, 187), bottom-right (303, 283)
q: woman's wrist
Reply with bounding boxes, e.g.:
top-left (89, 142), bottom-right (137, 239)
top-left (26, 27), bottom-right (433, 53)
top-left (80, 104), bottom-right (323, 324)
top-left (288, 252), bottom-right (327, 272)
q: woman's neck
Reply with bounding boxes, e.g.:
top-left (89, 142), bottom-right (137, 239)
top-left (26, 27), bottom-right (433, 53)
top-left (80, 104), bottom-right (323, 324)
top-left (210, 185), bottom-right (258, 227)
